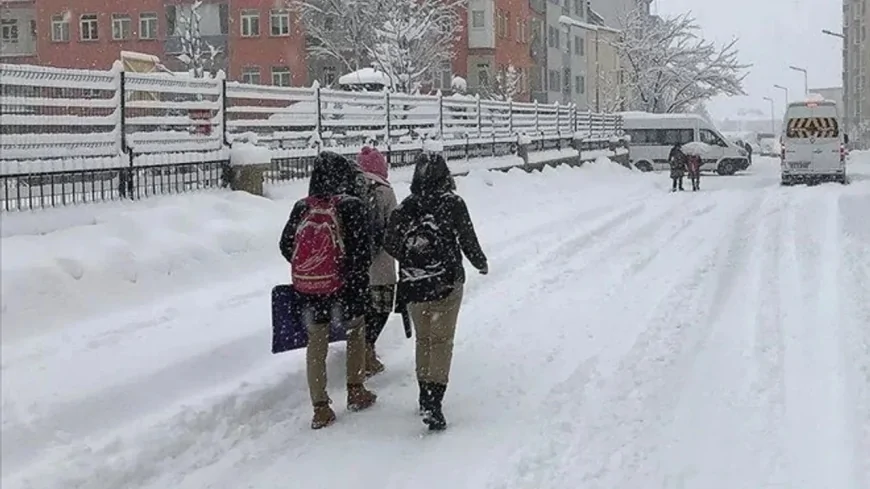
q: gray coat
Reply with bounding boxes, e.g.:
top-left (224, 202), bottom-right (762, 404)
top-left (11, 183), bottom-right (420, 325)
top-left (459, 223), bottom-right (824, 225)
top-left (368, 180), bottom-right (398, 286)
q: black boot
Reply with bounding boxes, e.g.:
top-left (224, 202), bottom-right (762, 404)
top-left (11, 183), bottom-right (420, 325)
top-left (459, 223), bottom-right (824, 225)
top-left (422, 383), bottom-right (447, 431)
top-left (418, 381), bottom-right (430, 416)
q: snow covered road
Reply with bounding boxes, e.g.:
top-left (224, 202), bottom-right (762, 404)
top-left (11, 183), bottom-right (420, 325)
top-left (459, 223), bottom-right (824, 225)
top-left (3, 155), bottom-right (869, 489)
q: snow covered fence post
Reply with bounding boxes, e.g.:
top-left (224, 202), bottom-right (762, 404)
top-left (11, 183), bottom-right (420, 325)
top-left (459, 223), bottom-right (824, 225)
top-left (476, 94), bottom-right (482, 138)
top-left (384, 90), bottom-right (391, 165)
top-left (314, 82), bottom-right (323, 142)
top-left (438, 91), bottom-right (444, 139)
top-left (228, 137), bottom-right (271, 196)
top-left (117, 69), bottom-right (134, 200)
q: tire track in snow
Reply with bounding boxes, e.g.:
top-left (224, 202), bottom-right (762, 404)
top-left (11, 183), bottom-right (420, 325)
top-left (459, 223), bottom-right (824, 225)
top-left (142, 196), bottom-right (722, 489)
top-left (2, 193), bottom-right (660, 489)
top-left (483, 192), bottom-right (767, 489)
top-left (781, 192), bottom-right (860, 489)
top-left (839, 194), bottom-right (870, 486)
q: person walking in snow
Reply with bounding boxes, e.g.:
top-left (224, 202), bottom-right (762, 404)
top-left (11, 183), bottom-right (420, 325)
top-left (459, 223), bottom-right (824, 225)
top-left (668, 143), bottom-right (687, 192)
top-left (384, 152), bottom-right (488, 431)
top-left (686, 153), bottom-right (702, 191)
top-left (356, 146), bottom-right (398, 377)
top-left (279, 151), bottom-right (377, 430)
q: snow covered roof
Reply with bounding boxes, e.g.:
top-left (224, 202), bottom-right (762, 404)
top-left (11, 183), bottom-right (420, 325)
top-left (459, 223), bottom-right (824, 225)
top-left (558, 15), bottom-right (621, 33)
top-left (338, 68), bottom-right (394, 87)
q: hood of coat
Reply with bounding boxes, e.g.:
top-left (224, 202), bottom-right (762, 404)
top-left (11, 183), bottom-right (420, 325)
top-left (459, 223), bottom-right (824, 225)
top-left (308, 151), bottom-right (357, 197)
top-left (409, 152), bottom-right (455, 196)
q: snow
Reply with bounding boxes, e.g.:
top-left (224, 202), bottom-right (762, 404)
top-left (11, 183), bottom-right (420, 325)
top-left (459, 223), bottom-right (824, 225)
top-left (422, 138), bottom-right (444, 153)
top-left (3, 154), bottom-right (870, 489)
top-left (230, 142), bottom-right (272, 166)
top-left (451, 75), bottom-right (467, 92)
top-left (337, 68), bottom-right (393, 88)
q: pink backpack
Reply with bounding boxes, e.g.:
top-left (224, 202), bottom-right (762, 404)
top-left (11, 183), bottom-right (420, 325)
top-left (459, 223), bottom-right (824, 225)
top-left (291, 196), bottom-right (346, 295)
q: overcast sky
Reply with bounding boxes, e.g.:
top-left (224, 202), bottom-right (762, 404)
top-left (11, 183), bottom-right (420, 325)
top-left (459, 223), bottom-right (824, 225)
top-left (655, 0), bottom-right (842, 120)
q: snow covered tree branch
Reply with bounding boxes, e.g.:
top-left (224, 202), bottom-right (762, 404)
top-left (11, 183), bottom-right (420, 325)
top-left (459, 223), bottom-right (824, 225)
top-left (614, 9), bottom-right (749, 113)
top-left (175, 0), bottom-right (221, 78)
top-left (365, 0), bottom-right (465, 93)
top-left (288, 0), bottom-right (375, 72)
top-left (483, 65), bottom-right (522, 101)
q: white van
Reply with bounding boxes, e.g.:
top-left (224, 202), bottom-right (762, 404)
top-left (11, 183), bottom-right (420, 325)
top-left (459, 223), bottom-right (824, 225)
top-left (780, 99), bottom-right (847, 185)
top-left (621, 112), bottom-right (750, 175)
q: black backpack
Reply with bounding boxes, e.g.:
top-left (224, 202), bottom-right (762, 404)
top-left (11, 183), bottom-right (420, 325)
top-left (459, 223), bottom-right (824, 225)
top-left (398, 210), bottom-right (451, 288)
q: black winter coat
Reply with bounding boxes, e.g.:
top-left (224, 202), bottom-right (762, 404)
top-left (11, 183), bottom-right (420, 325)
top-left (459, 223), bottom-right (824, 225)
top-left (384, 153), bottom-right (487, 309)
top-left (279, 152), bottom-right (372, 323)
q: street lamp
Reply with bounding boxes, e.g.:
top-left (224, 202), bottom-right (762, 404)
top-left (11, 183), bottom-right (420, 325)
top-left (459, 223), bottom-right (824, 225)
top-left (559, 15), bottom-right (621, 113)
top-left (788, 66), bottom-right (808, 97)
top-left (774, 84), bottom-right (789, 106)
top-left (763, 96), bottom-right (775, 134)
top-left (822, 29), bottom-right (845, 39)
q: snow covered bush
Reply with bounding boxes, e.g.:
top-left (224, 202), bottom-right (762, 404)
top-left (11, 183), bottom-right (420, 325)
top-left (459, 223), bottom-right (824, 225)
top-left (614, 8), bottom-right (749, 113)
top-left (289, 0), bottom-right (376, 72)
top-left (483, 65), bottom-right (522, 101)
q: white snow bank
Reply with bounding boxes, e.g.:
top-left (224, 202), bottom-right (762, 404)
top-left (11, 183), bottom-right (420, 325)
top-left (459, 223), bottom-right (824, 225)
top-left (2, 160), bottom-right (647, 343)
top-left (580, 155), bottom-right (635, 175)
top-left (422, 138), bottom-right (445, 153)
top-left (0, 191), bottom-right (287, 342)
top-left (230, 142), bottom-right (272, 166)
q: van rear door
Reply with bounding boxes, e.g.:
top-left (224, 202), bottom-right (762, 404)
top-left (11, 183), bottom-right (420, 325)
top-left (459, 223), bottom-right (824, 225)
top-left (784, 104), bottom-right (841, 173)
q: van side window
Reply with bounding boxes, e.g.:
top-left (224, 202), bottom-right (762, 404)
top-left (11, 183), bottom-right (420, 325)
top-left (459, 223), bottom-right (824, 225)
top-left (664, 129), bottom-right (693, 145)
top-left (699, 129), bottom-right (727, 147)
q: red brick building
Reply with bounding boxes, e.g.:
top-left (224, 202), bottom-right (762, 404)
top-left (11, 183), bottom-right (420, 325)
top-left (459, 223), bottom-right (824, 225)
top-left (0, 0), bottom-right (529, 98)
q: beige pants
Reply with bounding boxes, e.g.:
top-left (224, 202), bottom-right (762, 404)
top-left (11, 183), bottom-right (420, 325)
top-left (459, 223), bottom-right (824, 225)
top-left (306, 315), bottom-right (366, 405)
top-left (408, 286), bottom-right (464, 385)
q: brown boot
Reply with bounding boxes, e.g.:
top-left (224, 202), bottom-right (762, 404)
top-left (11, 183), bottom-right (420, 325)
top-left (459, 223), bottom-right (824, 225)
top-left (347, 383), bottom-right (377, 412)
top-left (311, 401), bottom-right (336, 430)
top-left (365, 344), bottom-right (385, 378)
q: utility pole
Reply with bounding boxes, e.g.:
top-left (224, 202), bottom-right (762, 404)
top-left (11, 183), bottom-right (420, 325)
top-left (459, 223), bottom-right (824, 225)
top-left (763, 96), bottom-right (775, 134)
top-left (788, 66), bottom-right (808, 97)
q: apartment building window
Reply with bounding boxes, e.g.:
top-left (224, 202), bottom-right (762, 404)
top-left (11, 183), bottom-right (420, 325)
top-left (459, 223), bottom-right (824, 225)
top-left (139, 13), bottom-right (157, 40)
top-left (516, 18), bottom-right (521, 42)
top-left (579, 75), bottom-right (585, 94)
top-left (574, 0), bottom-right (583, 16)
top-left (574, 35), bottom-right (581, 55)
top-left (323, 66), bottom-right (337, 85)
top-left (241, 9), bottom-right (260, 37)
top-left (51, 14), bottom-right (70, 42)
top-left (80, 14), bottom-right (99, 41)
top-left (270, 9), bottom-right (290, 36)
top-left (431, 61), bottom-right (452, 90)
top-left (575, 75), bottom-right (581, 94)
top-left (242, 66), bottom-right (261, 84)
top-left (504, 12), bottom-right (511, 38)
top-left (579, 37), bottom-right (585, 56)
top-left (566, 34), bottom-right (572, 53)
top-left (272, 66), bottom-right (292, 86)
top-left (1, 19), bottom-right (18, 43)
top-left (477, 63), bottom-right (490, 87)
top-left (563, 68), bottom-right (571, 93)
top-left (112, 14), bottom-right (131, 40)
top-left (472, 10), bottom-right (485, 29)
top-left (548, 69), bottom-right (559, 91)
top-left (555, 27), bottom-right (560, 48)
top-left (548, 25), bottom-right (555, 47)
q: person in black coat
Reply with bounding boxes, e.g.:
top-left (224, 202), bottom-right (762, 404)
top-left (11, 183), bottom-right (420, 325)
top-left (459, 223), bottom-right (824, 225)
top-left (384, 152), bottom-right (488, 431)
top-left (279, 151), bottom-right (377, 430)
top-left (668, 143), bottom-right (687, 192)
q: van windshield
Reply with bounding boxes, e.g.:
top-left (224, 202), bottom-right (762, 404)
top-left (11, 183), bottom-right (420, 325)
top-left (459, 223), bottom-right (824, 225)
top-left (786, 117), bottom-right (839, 139)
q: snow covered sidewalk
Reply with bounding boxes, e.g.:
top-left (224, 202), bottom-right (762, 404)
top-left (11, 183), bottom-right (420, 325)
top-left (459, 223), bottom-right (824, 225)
top-left (2, 155), bottom-right (869, 489)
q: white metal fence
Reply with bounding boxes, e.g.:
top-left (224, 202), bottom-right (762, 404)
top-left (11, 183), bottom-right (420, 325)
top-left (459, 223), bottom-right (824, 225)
top-left (1, 62), bottom-right (623, 172)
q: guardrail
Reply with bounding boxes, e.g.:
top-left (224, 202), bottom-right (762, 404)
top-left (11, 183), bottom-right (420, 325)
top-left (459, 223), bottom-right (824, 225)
top-left (0, 62), bottom-right (624, 210)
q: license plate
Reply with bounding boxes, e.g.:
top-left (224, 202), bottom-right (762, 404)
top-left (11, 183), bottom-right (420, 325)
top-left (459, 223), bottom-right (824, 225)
top-left (789, 161), bottom-right (811, 169)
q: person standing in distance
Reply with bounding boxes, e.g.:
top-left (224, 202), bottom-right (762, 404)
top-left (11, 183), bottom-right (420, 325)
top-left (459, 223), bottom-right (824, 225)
top-left (385, 152), bottom-right (488, 431)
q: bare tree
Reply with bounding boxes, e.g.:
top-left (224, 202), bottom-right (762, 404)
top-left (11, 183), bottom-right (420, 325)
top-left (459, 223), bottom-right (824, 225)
top-left (365, 0), bottom-right (465, 93)
top-left (288, 0), bottom-right (374, 72)
top-left (175, 0), bottom-right (221, 78)
top-left (483, 65), bottom-right (523, 101)
top-left (614, 9), bottom-right (750, 113)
